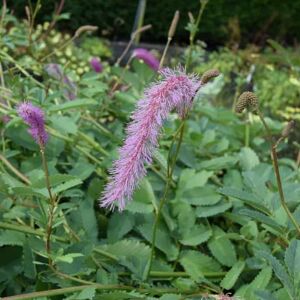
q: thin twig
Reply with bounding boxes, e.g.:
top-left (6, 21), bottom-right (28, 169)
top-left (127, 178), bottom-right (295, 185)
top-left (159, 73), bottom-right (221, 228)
top-left (115, 24), bottom-right (152, 66)
top-left (37, 0), bottom-right (65, 41)
top-left (257, 110), bottom-right (300, 236)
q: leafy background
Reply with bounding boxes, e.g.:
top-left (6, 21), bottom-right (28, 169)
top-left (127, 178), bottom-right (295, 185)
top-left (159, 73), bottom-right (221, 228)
top-left (0, 1), bottom-right (300, 299)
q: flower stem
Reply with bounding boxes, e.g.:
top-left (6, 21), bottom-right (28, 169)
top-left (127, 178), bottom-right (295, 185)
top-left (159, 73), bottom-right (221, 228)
top-left (40, 146), bottom-right (56, 265)
top-left (257, 110), bottom-right (300, 236)
top-left (0, 284), bottom-right (216, 300)
top-left (146, 120), bottom-right (186, 280)
top-left (159, 38), bottom-right (171, 68)
top-left (245, 113), bottom-right (250, 147)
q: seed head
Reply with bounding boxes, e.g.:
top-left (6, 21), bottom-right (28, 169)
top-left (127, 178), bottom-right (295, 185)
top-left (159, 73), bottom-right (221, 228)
top-left (74, 25), bottom-right (98, 38)
top-left (200, 69), bottom-right (220, 84)
top-left (168, 10), bottom-right (180, 39)
top-left (235, 91), bottom-right (258, 113)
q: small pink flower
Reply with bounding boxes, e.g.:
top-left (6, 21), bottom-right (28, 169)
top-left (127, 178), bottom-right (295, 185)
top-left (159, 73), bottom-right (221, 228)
top-left (132, 48), bottom-right (159, 71)
top-left (90, 57), bottom-right (103, 73)
top-left (100, 68), bottom-right (201, 211)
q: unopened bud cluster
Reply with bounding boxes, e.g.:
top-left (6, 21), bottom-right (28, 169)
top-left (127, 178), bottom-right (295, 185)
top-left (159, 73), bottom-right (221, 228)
top-left (235, 91), bottom-right (258, 113)
top-left (201, 69), bottom-right (220, 84)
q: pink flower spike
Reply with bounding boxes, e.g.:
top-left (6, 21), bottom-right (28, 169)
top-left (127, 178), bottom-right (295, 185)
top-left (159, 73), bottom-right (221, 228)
top-left (100, 68), bottom-right (201, 211)
top-left (17, 102), bottom-right (48, 146)
top-left (90, 57), bottom-right (103, 73)
top-left (132, 48), bottom-right (160, 71)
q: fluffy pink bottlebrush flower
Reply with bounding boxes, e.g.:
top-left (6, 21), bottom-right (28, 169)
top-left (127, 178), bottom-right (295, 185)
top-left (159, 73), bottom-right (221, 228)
top-left (17, 102), bottom-right (48, 146)
top-left (100, 68), bottom-right (201, 211)
top-left (90, 57), bottom-right (103, 73)
top-left (132, 48), bottom-right (160, 71)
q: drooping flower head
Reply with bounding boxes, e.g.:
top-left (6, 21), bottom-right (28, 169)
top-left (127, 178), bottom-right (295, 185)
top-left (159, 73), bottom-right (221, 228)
top-left (100, 68), bottom-right (202, 211)
top-left (17, 102), bottom-right (48, 147)
top-left (44, 63), bottom-right (63, 80)
top-left (63, 75), bottom-right (77, 100)
top-left (90, 57), bottom-right (103, 73)
top-left (132, 48), bottom-right (160, 71)
top-left (44, 63), bottom-right (77, 100)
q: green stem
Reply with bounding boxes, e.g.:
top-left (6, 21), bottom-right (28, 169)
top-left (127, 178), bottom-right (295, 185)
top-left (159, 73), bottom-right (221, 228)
top-left (0, 51), bottom-right (45, 88)
top-left (257, 110), bottom-right (300, 236)
top-left (0, 221), bottom-right (67, 242)
top-left (40, 146), bottom-right (56, 265)
top-left (1, 284), bottom-right (211, 300)
top-left (245, 113), bottom-right (250, 147)
top-left (185, 0), bottom-right (208, 70)
top-left (0, 222), bottom-right (118, 261)
top-left (40, 147), bottom-right (55, 203)
top-left (93, 247), bottom-right (119, 262)
top-left (77, 132), bottom-right (109, 156)
top-left (120, 270), bottom-right (225, 278)
top-left (146, 120), bottom-right (186, 280)
top-left (159, 38), bottom-right (171, 68)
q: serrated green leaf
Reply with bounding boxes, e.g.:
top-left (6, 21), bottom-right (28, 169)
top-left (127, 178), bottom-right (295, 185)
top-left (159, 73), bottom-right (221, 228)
top-left (54, 253), bottom-right (83, 264)
top-left (159, 294), bottom-right (181, 300)
top-left (0, 230), bottom-right (25, 246)
top-left (23, 240), bottom-right (36, 279)
top-left (179, 250), bottom-right (222, 281)
top-left (53, 178), bottom-right (82, 194)
top-left (94, 291), bottom-right (143, 300)
top-left (239, 147), bottom-right (260, 170)
top-left (70, 161), bottom-right (95, 180)
top-left (259, 251), bottom-right (295, 299)
top-left (48, 99), bottom-right (97, 112)
top-left (97, 240), bottom-right (150, 279)
top-left (31, 174), bottom-right (81, 188)
top-left (177, 169), bottom-right (213, 194)
top-left (196, 200), bottom-right (232, 218)
top-left (284, 239), bottom-right (300, 287)
top-left (75, 287), bottom-right (96, 300)
top-left (208, 226), bottom-right (237, 267)
top-left (198, 155), bottom-right (238, 170)
top-left (137, 223), bottom-right (178, 260)
top-left (125, 179), bottom-right (154, 213)
top-left (239, 209), bottom-right (284, 234)
top-left (79, 198), bottom-right (98, 241)
top-left (220, 261), bottom-right (245, 290)
top-left (245, 267), bottom-right (273, 300)
top-left (96, 240), bottom-right (150, 259)
top-left (179, 224), bottom-right (212, 246)
top-left (183, 185), bottom-right (221, 206)
top-left (219, 187), bottom-right (271, 215)
top-left (11, 186), bottom-right (48, 198)
top-left (107, 211), bottom-right (135, 243)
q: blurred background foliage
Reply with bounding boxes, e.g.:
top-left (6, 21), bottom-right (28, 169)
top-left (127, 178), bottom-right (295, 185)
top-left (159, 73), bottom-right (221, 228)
top-left (9, 0), bottom-right (300, 47)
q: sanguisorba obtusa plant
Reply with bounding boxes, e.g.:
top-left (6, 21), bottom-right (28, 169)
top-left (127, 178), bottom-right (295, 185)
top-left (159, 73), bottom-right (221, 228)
top-left (235, 92), bottom-right (300, 236)
top-left (17, 102), bottom-right (57, 265)
top-left (100, 67), bottom-right (219, 211)
top-left (100, 67), bottom-right (220, 279)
